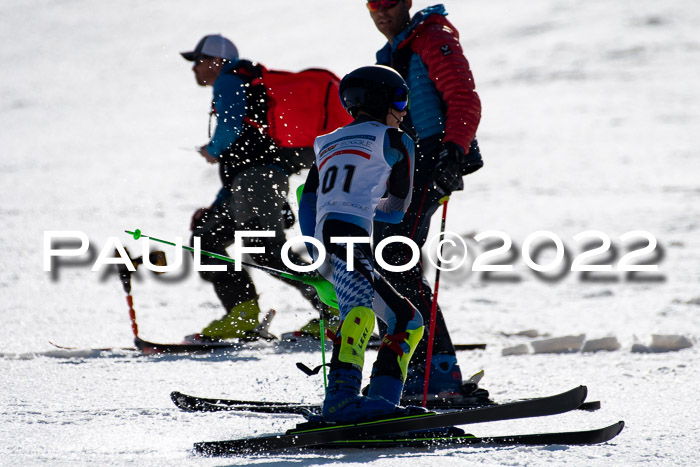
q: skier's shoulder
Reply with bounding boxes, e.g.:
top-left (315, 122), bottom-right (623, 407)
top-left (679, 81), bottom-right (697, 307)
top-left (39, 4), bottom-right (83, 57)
top-left (325, 119), bottom-right (388, 139)
top-left (385, 127), bottom-right (414, 153)
top-left (214, 61), bottom-right (247, 93)
top-left (399, 4), bottom-right (454, 45)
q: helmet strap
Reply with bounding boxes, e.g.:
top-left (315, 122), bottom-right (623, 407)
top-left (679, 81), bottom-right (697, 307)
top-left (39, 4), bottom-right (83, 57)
top-left (386, 108), bottom-right (402, 126)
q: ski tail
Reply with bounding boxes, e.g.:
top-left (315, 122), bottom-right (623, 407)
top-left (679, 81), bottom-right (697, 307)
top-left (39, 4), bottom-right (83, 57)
top-left (313, 421), bottom-right (625, 449)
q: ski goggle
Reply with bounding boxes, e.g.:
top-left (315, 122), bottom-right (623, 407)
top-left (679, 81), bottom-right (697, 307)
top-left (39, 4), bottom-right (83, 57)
top-left (367, 0), bottom-right (401, 12)
top-left (393, 99), bottom-right (408, 111)
top-left (392, 88), bottom-right (408, 111)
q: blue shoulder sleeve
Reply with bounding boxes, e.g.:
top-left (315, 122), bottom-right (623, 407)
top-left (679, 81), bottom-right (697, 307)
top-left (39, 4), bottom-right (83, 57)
top-left (375, 130), bottom-right (415, 223)
top-left (206, 73), bottom-right (246, 157)
top-left (298, 165), bottom-right (319, 256)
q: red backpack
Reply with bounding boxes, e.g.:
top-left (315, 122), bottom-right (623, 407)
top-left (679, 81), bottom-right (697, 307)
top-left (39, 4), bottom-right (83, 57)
top-left (232, 61), bottom-right (353, 149)
top-left (260, 67), bottom-right (353, 148)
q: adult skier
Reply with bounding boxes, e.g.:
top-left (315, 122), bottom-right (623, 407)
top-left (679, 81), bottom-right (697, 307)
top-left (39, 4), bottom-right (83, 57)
top-left (365, 0), bottom-right (488, 403)
top-left (180, 34), bottom-right (326, 341)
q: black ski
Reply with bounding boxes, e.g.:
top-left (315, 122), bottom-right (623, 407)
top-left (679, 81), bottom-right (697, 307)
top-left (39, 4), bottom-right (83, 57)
top-left (313, 421), bottom-right (624, 449)
top-left (171, 391), bottom-right (315, 415)
top-left (194, 385), bottom-right (587, 455)
top-left (282, 333), bottom-right (486, 351)
top-left (371, 342), bottom-right (486, 351)
top-left (134, 336), bottom-right (246, 355)
top-left (421, 397), bottom-right (601, 412)
top-left (171, 391), bottom-right (600, 414)
top-left (131, 309), bottom-right (277, 355)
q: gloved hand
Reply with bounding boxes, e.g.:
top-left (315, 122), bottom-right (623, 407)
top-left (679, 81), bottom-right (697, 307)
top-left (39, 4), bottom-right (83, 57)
top-left (281, 200), bottom-right (296, 229)
top-left (432, 142), bottom-right (465, 195)
top-left (461, 139), bottom-right (484, 175)
top-left (190, 207), bottom-right (210, 231)
top-left (198, 145), bottom-right (218, 164)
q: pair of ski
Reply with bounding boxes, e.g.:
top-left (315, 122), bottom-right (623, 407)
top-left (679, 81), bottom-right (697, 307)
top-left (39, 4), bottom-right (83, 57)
top-left (189, 386), bottom-right (623, 455)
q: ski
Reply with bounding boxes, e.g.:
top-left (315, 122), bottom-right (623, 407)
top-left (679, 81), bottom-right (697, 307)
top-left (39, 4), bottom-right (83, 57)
top-left (194, 385), bottom-right (588, 455)
top-left (371, 342), bottom-right (486, 351)
top-left (134, 336), bottom-right (248, 355)
top-left (419, 397), bottom-right (601, 412)
top-left (131, 308), bottom-right (276, 355)
top-left (313, 421), bottom-right (625, 449)
top-left (49, 341), bottom-right (137, 352)
top-left (171, 391), bottom-right (316, 415)
top-left (281, 333), bottom-right (486, 351)
top-left (171, 391), bottom-right (600, 414)
top-left (45, 340), bottom-right (245, 355)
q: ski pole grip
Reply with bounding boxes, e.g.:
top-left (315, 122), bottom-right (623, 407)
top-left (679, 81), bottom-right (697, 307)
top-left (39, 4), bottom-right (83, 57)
top-left (126, 229), bottom-right (142, 240)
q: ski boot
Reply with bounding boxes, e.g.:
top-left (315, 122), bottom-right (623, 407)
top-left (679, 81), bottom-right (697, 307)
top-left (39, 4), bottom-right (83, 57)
top-left (322, 367), bottom-right (404, 423)
top-left (197, 299), bottom-right (261, 340)
top-left (402, 354), bottom-right (492, 407)
top-left (322, 306), bottom-right (415, 423)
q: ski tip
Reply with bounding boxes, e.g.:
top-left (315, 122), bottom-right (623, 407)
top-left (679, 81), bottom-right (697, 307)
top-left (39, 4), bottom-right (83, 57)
top-left (193, 442), bottom-right (211, 456)
top-left (170, 391), bottom-right (198, 412)
top-left (616, 420), bottom-right (625, 437)
top-left (578, 385), bottom-right (588, 402)
top-left (48, 340), bottom-right (76, 350)
top-left (600, 420), bottom-right (625, 443)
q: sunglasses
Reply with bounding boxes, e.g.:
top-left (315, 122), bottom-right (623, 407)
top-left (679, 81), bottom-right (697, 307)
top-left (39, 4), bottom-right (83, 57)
top-left (366, 0), bottom-right (400, 13)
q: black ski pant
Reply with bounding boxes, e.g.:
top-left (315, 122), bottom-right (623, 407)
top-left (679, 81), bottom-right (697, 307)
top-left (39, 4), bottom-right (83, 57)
top-left (373, 159), bottom-right (459, 373)
top-left (191, 166), bottom-right (322, 313)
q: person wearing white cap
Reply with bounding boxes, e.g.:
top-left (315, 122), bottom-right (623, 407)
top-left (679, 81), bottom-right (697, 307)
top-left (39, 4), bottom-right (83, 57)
top-left (180, 34), bottom-right (239, 63)
top-left (180, 34), bottom-right (326, 342)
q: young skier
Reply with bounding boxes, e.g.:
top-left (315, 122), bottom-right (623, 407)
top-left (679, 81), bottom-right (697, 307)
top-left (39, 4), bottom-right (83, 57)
top-left (298, 65), bottom-right (425, 422)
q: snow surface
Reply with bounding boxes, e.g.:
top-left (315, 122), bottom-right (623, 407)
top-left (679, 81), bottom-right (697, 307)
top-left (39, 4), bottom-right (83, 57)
top-left (1, 0), bottom-right (699, 465)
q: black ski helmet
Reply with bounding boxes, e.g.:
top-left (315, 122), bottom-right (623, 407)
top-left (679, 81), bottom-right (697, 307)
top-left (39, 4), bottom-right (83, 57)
top-left (339, 65), bottom-right (409, 119)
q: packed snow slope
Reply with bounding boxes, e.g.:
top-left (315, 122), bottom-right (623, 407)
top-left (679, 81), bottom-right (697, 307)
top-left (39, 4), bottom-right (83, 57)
top-left (1, 0), bottom-right (698, 465)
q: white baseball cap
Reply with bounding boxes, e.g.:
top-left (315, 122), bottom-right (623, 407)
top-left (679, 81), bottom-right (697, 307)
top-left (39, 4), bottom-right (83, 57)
top-left (181, 34), bottom-right (239, 61)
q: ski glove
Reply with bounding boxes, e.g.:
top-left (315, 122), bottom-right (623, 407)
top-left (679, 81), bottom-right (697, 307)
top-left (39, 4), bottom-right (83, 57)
top-left (281, 200), bottom-right (296, 230)
top-left (432, 142), bottom-right (465, 195)
top-left (461, 139), bottom-right (484, 176)
top-left (190, 207), bottom-right (209, 231)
